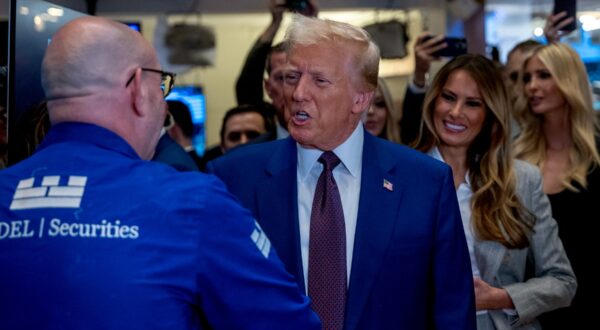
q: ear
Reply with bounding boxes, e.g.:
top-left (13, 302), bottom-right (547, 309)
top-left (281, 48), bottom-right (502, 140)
top-left (264, 78), bottom-right (274, 98)
top-left (130, 68), bottom-right (146, 118)
top-left (351, 90), bottom-right (375, 115)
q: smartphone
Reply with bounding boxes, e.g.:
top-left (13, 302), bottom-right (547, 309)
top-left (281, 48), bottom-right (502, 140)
top-left (285, 0), bottom-right (309, 11)
top-left (553, 0), bottom-right (577, 32)
top-left (424, 36), bottom-right (468, 58)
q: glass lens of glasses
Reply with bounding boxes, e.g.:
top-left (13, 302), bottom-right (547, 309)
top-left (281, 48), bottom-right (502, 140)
top-left (161, 74), bottom-right (173, 97)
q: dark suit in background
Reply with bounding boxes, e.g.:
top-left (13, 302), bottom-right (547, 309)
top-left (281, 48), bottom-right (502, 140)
top-left (152, 134), bottom-right (199, 171)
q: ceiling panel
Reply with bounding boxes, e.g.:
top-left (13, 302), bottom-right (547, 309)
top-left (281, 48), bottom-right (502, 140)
top-left (1, 0), bottom-right (442, 16)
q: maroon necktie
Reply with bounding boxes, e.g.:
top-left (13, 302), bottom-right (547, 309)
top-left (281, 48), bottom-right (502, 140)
top-left (308, 151), bottom-right (346, 330)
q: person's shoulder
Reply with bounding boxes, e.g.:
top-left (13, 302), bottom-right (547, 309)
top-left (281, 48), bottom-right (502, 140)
top-left (210, 138), bottom-right (291, 169)
top-left (142, 160), bottom-right (241, 207)
top-left (512, 160), bottom-right (545, 199)
top-left (371, 137), bottom-right (449, 174)
top-left (513, 159), bottom-right (542, 181)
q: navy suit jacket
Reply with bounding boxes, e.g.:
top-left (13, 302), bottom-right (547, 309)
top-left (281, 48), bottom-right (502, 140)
top-left (152, 134), bottom-right (199, 172)
top-left (208, 132), bottom-right (475, 330)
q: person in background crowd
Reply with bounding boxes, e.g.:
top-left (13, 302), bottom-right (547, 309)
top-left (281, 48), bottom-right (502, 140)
top-left (362, 77), bottom-right (401, 143)
top-left (220, 104), bottom-right (270, 153)
top-left (399, 33), bottom-right (447, 145)
top-left (402, 33), bottom-right (542, 144)
top-left (414, 53), bottom-right (576, 329)
top-left (209, 14), bottom-right (475, 330)
top-left (151, 110), bottom-right (200, 172)
top-left (235, 0), bottom-right (317, 140)
top-left (166, 100), bottom-right (203, 168)
top-left (199, 104), bottom-right (271, 170)
top-left (502, 39), bottom-right (541, 101)
top-left (514, 42), bottom-right (599, 330)
top-left (0, 16), bottom-right (321, 329)
top-left (543, 10), bottom-right (576, 44)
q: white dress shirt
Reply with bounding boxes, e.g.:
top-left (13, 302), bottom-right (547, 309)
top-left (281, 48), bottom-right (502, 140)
top-left (427, 147), bottom-right (481, 278)
top-left (428, 147), bottom-right (518, 316)
top-left (297, 123), bottom-right (363, 293)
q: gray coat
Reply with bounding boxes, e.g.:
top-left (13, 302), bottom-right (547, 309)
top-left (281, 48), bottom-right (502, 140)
top-left (475, 160), bottom-right (577, 329)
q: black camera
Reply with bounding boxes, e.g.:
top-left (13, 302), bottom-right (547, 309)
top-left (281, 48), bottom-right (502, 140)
top-left (285, 0), bottom-right (309, 11)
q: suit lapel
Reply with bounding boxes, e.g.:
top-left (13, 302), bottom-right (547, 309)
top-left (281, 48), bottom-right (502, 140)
top-left (255, 138), bottom-right (306, 291)
top-left (345, 135), bottom-right (405, 330)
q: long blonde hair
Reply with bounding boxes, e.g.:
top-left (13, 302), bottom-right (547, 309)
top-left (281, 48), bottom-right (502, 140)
top-left (414, 54), bottom-right (533, 248)
top-left (513, 43), bottom-right (600, 191)
top-left (377, 78), bottom-right (401, 143)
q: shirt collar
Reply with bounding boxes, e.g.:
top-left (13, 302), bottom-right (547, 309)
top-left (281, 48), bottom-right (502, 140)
top-left (297, 123), bottom-right (364, 181)
top-left (427, 146), bottom-right (471, 187)
top-left (37, 122), bottom-right (140, 160)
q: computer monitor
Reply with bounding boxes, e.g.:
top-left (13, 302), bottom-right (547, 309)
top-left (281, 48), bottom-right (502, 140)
top-left (166, 85), bottom-right (206, 156)
top-left (122, 21), bottom-right (142, 33)
top-left (6, 0), bottom-right (86, 165)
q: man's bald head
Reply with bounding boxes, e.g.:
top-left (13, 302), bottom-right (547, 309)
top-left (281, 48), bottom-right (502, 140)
top-left (41, 16), bottom-right (155, 100)
top-left (40, 16), bottom-right (168, 161)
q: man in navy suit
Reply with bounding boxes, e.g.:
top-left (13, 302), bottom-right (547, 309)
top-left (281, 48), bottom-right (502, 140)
top-left (209, 15), bottom-right (475, 330)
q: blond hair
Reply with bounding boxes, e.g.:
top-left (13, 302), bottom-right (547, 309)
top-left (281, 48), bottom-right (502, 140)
top-left (378, 78), bottom-right (401, 143)
top-left (513, 43), bottom-right (600, 191)
top-left (284, 14), bottom-right (380, 91)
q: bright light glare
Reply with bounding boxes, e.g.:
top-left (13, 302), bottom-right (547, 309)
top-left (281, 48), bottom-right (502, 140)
top-left (47, 7), bottom-right (64, 17)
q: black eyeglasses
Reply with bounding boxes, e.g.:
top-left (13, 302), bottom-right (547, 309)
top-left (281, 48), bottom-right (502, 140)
top-left (125, 68), bottom-right (176, 98)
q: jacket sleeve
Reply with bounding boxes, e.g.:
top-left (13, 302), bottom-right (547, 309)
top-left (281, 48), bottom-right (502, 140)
top-left (192, 178), bottom-right (321, 329)
top-left (503, 163), bottom-right (577, 325)
top-left (400, 86), bottom-right (426, 145)
top-left (433, 166), bottom-right (477, 330)
top-left (235, 38), bottom-right (272, 106)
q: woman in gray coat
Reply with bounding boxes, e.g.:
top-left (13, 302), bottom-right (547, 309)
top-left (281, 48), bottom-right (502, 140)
top-left (414, 54), bottom-right (576, 329)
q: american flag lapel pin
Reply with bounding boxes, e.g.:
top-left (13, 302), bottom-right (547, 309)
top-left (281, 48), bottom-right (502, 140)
top-left (383, 179), bottom-right (393, 192)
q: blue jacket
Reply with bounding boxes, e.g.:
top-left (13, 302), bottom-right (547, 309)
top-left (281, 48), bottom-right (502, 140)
top-left (208, 133), bottom-right (476, 330)
top-left (0, 122), bottom-right (320, 330)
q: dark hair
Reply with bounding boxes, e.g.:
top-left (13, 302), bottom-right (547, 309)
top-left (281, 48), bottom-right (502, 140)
top-left (0, 66), bottom-right (6, 109)
top-left (415, 54), bottom-right (534, 248)
top-left (220, 104), bottom-right (273, 141)
top-left (506, 39), bottom-right (541, 63)
top-left (167, 100), bottom-right (194, 138)
top-left (265, 42), bottom-right (286, 75)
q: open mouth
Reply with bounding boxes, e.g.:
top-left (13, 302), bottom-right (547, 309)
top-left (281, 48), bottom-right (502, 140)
top-left (529, 96), bottom-right (542, 107)
top-left (293, 111), bottom-right (311, 123)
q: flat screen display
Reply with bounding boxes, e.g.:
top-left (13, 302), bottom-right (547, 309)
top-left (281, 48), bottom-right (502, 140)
top-left (7, 0), bottom-right (86, 165)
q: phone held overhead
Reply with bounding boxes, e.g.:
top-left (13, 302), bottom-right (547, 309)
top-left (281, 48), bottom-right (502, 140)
top-left (553, 0), bottom-right (577, 32)
top-left (424, 35), bottom-right (468, 58)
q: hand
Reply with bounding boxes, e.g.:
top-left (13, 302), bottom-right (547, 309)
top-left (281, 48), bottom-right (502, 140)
top-left (297, 0), bottom-right (318, 17)
top-left (544, 11), bottom-right (575, 43)
top-left (269, 0), bottom-right (286, 24)
top-left (473, 277), bottom-right (514, 311)
top-left (413, 33), bottom-right (445, 87)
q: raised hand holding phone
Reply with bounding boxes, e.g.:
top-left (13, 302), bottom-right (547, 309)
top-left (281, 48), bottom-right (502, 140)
top-left (545, 0), bottom-right (577, 42)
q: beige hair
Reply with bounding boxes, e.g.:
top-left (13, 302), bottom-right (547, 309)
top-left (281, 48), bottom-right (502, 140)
top-left (283, 14), bottom-right (380, 91)
top-left (513, 43), bottom-right (600, 191)
top-left (377, 77), bottom-right (401, 143)
top-left (414, 54), bottom-right (534, 248)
